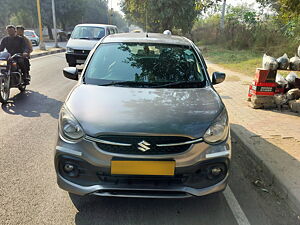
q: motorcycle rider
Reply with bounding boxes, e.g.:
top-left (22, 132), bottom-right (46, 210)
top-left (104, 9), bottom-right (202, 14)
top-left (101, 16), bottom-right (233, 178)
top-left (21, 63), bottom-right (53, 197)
top-left (0, 25), bottom-right (30, 84)
top-left (17, 25), bottom-right (32, 81)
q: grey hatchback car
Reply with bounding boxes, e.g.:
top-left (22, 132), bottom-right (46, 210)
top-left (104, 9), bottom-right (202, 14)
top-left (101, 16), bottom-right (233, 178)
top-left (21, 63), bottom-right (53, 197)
top-left (55, 33), bottom-right (231, 198)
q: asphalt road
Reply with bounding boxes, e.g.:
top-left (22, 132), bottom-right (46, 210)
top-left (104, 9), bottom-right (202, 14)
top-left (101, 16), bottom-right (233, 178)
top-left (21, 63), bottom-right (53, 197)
top-left (0, 53), bottom-right (300, 225)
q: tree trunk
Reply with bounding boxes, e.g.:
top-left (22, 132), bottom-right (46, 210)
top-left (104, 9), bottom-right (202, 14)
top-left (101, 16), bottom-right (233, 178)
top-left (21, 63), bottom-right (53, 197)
top-left (47, 25), bottom-right (53, 40)
top-left (220, 0), bottom-right (226, 30)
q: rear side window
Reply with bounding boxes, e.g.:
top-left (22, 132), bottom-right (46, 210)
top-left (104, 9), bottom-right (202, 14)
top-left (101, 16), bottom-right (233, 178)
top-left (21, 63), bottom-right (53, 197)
top-left (109, 27), bottom-right (115, 34)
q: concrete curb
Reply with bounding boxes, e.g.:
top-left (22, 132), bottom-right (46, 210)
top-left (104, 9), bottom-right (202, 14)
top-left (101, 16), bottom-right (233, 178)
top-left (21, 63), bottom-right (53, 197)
top-left (31, 48), bottom-right (65, 59)
top-left (230, 125), bottom-right (300, 214)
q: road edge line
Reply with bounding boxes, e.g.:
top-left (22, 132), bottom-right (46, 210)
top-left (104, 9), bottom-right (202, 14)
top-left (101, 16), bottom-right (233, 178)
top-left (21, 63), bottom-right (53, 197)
top-left (224, 186), bottom-right (251, 225)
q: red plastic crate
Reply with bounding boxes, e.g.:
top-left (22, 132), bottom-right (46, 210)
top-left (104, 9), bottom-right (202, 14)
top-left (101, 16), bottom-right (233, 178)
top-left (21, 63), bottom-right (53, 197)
top-left (275, 87), bottom-right (285, 94)
top-left (250, 80), bottom-right (277, 96)
top-left (255, 68), bottom-right (277, 83)
top-left (248, 84), bottom-right (253, 98)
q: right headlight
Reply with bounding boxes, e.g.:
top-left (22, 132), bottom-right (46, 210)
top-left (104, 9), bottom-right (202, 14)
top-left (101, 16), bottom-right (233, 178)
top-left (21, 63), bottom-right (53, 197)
top-left (67, 47), bottom-right (74, 53)
top-left (59, 106), bottom-right (84, 142)
top-left (203, 109), bottom-right (229, 144)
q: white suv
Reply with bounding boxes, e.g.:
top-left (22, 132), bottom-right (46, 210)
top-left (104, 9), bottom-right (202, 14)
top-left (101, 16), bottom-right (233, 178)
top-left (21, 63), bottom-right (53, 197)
top-left (65, 24), bottom-right (118, 67)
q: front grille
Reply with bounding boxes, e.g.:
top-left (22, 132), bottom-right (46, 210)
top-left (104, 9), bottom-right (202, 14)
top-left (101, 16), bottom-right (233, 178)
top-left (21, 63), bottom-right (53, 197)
top-left (74, 49), bottom-right (90, 55)
top-left (94, 135), bottom-right (194, 155)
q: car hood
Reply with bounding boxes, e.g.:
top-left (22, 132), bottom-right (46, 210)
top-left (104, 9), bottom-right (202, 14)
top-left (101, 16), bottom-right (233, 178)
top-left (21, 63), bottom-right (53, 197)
top-left (66, 85), bottom-right (224, 138)
top-left (66, 38), bottom-right (99, 50)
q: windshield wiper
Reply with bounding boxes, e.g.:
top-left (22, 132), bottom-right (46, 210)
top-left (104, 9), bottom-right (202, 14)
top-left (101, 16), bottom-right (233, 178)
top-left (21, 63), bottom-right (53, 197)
top-left (154, 81), bottom-right (205, 88)
top-left (100, 81), bottom-right (158, 87)
top-left (79, 37), bottom-right (91, 40)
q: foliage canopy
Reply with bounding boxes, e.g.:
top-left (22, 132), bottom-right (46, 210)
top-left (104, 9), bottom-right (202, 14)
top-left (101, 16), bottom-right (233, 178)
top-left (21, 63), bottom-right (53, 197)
top-left (121, 0), bottom-right (221, 33)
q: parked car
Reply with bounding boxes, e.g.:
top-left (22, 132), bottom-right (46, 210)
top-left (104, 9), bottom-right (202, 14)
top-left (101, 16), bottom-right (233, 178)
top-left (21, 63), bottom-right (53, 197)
top-left (55, 33), bottom-right (230, 198)
top-left (24, 30), bottom-right (40, 46)
top-left (65, 24), bottom-right (118, 67)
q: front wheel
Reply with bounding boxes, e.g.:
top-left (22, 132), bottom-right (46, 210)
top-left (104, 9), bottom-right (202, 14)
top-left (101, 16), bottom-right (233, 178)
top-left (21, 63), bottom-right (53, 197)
top-left (0, 75), bottom-right (10, 103)
top-left (18, 84), bottom-right (26, 92)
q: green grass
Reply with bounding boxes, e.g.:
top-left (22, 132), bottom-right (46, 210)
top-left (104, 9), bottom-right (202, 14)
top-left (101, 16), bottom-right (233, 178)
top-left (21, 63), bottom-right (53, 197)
top-left (199, 44), bottom-right (262, 77)
top-left (199, 44), bottom-right (300, 78)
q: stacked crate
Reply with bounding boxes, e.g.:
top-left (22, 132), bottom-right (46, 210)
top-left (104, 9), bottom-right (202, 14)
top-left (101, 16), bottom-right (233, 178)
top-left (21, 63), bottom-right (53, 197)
top-left (248, 69), bottom-right (278, 109)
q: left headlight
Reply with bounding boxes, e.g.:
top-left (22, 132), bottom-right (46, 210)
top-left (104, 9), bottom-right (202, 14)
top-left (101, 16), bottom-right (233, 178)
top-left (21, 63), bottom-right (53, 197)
top-left (0, 60), bottom-right (7, 66)
top-left (203, 109), bottom-right (229, 144)
top-left (67, 47), bottom-right (74, 53)
top-left (59, 106), bottom-right (84, 141)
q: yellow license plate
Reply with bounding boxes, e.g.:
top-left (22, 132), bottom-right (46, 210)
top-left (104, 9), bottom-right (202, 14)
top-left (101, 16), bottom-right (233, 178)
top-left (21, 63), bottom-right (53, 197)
top-left (111, 160), bottom-right (175, 176)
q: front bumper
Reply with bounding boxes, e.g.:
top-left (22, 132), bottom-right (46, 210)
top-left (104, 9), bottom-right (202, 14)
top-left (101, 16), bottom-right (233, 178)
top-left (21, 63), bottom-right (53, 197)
top-left (65, 53), bottom-right (88, 65)
top-left (57, 172), bottom-right (229, 198)
top-left (55, 134), bottom-right (231, 198)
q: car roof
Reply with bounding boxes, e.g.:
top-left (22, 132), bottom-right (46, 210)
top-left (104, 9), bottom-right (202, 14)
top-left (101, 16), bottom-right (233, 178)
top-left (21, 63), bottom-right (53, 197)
top-left (76, 24), bottom-right (117, 28)
top-left (102, 33), bottom-right (192, 46)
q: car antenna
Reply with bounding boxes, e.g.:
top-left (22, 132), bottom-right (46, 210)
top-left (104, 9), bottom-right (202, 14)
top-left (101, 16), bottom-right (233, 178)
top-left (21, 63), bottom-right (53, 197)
top-left (145, 2), bottom-right (148, 38)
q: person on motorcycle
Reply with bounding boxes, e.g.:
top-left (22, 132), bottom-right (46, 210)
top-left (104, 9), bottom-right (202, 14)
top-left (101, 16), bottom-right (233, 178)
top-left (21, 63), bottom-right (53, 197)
top-left (17, 25), bottom-right (32, 82)
top-left (0, 25), bottom-right (30, 84)
top-left (17, 26), bottom-right (33, 55)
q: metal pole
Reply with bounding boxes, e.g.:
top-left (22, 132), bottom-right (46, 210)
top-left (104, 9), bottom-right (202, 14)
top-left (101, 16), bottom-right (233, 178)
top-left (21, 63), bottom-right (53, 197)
top-left (110, 8), bottom-right (113, 25)
top-left (220, 0), bottom-right (226, 30)
top-left (105, 0), bottom-right (109, 24)
top-left (109, 0), bottom-right (113, 24)
top-left (52, 0), bottom-right (59, 48)
top-left (36, 0), bottom-right (46, 50)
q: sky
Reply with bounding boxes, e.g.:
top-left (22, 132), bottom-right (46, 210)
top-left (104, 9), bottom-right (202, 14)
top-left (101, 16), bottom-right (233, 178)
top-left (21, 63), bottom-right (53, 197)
top-left (227, 0), bottom-right (260, 8)
top-left (227, 0), bottom-right (258, 6)
top-left (108, 0), bottom-right (261, 14)
top-left (108, 0), bottom-right (122, 12)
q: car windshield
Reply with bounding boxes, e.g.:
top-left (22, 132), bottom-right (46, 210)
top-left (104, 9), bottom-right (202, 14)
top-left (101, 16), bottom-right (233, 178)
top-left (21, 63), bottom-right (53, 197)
top-left (84, 43), bottom-right (206, 88)
top-left (24, 31), bottom-right (34, 36)
top-left (71, 26), bottom-right (105, 40)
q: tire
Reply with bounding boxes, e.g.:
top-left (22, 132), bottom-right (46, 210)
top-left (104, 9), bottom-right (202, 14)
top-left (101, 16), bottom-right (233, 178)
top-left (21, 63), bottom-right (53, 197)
top-left (68, 192), bottom-right (97, 211)
top-left (18, 84), bottom-right (26, 92)
top-left (0, 75), bottom-right (10, 103)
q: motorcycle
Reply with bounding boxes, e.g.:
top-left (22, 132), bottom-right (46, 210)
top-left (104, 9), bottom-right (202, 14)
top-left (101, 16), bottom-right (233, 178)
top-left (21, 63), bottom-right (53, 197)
top-left (0, 52), bottom-right (27, 103)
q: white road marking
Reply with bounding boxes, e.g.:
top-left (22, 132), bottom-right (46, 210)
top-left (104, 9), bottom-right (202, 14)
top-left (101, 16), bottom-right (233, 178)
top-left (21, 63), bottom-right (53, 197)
top-left (224, 186), bottom-right (251, 225)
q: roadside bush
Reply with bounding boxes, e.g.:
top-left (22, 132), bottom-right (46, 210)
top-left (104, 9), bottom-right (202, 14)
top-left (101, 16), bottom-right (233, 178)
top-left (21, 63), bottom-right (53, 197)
top-left (192, 5), bottom-right (300, 57)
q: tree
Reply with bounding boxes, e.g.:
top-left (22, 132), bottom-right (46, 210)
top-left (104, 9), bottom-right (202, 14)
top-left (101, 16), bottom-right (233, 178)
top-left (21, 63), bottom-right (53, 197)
top-left (111, 11), bottom-right (128, 32)
top-left (121, 0), bottom-right (195, 33)
top-left (256, 0), bottom-right (300, 19)
top-left (121, 0), bottom-right (221, 34)
top-left (81, 0), bottom-right (108, 25)
top-left (3, 0), bottom-right (110, 39)
top-left (278, 0), bottom-right (300, 19)
top-left (0, 0), bottom-right (12, 27)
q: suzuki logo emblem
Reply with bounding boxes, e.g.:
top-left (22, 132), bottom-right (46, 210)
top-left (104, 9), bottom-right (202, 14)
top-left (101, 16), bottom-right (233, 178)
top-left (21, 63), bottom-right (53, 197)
top-left (137, 140), bottom-right (151, 152)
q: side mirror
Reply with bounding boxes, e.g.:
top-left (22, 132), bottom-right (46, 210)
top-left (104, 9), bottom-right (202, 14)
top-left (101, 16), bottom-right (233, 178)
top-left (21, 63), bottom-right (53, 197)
top-left (63, 67), bottom-right (78, 80)
top-left (212, 72), bottom-right (226, 85)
